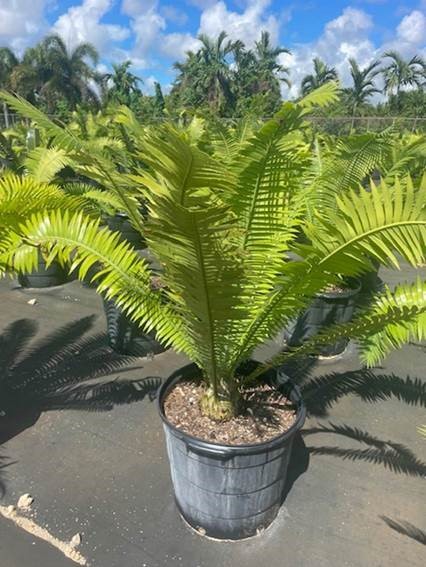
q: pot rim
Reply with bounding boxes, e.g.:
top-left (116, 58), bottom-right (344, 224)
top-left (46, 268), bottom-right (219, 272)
top-left (157, 363), bottom-right (306, 455)
top-left (316, 280), bottom-right (362, 299)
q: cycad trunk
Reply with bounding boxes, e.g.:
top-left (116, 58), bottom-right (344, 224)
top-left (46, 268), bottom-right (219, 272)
top-left (200, 378), bottom-right (241, 421)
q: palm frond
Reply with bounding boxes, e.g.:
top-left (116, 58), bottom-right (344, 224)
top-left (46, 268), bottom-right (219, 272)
top-left (0, 91), bottom-right (82, 152)
top-left (263, 279), bottom-right (426, 372)
top-left (358, 279), bottom-right (426, 366)
top-left (3, 209), bottom-right (190, 353)
top-left (298, 80), bottom-right (340, 111)
top-left (307, 130), bottom-right (395, 215)
top-left (137, 125), bottom-right (246, 386)
top-left (0, 173), bottom-right (85, 231)
top-left (305, 176), bottom-right (426, 273)
top-left (25, 147), bottom-right (73, 183)
top-left (62, 183), bottom-right (123, 215)
top-left (0, 92), bottom-right (144, 233)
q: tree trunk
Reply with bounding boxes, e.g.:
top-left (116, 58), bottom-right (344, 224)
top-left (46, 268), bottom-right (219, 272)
top-left (350, 104), bottom-right (357, 132)
top-left (3, 101), bottom-right (10, 128)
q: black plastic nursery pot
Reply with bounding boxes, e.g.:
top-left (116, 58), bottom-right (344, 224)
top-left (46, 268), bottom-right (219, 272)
top-left (106, 213), bottom-right (146, 250)
top-left (18, 253), bottom-right (68, 288)
top-left (103, 299), bottom-right (165, 356)
top-left (288, 281), bottom-right (361, 357)
top-left (158, 364), bottom-right (306, 540)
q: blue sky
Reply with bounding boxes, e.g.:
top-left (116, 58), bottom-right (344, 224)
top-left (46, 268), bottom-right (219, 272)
top-left (0, 1), bottom-right (425, 94)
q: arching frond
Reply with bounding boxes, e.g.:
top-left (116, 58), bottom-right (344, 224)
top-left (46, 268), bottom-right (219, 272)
top-left (25, 147), bottom-right (73, 183)
top-left (305, 176), bottom-right (426, 273)
top-left (306, 130), bottom-right (395, 216)
top-left (359, 279), bottom-right (426, 366)
top-left (62, 183), bottom-right (123, 215)
top-left (3, 209), bottom-right (190, 354)
top-left (298, 80), bottom-right (340, 111)
top-left (252, 279), bottom-right (426, 379)
top-left (0, 174), bottom-right (86, 231)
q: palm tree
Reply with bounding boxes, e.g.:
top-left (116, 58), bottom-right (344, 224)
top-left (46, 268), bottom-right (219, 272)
top-left (153, 82), bottom-right (165, 115)
top-left (36, 34), bottom-right (99, 110)
top-left (346, 58), bottom-right (381, 127)
top-left (254, 31), bottom-right (291, 91)
top-left (9, 44), bottom-right (50, 105)
top-left (0, 48), bottom-right (19, 126)
top-left (382, 51), bottom-right (426, 108)
top-left (101, 61), bottom-right (143, 107)
top-left (197, 31), bottom-right (236, 112)
top-left (301, 57), bottom-right (338, 95)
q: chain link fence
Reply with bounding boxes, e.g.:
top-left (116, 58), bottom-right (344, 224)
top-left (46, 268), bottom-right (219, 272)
top-left (307, 116), bottom-right (426, 135)
top-left (1, 112), bottom-right (426, 133)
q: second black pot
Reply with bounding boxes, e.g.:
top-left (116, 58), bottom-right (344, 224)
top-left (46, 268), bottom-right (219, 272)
top-left (287, 282), bottom-right (361, 357)
top-left (158, 364), bottom-right (306, 540)
top-left (18, 254), bottom-right (68, 288)
top-left (106, 213), bottom-right (145, 250)
top-left (103, 299), bottom-right (165, 356)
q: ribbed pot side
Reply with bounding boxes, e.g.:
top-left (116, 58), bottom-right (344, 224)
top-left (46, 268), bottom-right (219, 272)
top-left (158, 364), bottom-right (306, 540)
top-left (18, 254), bottom-right (67, 288)
top-left (287, 283), bottom-right (361, 357)
top-left (103, 299), bottom-right (165, 356)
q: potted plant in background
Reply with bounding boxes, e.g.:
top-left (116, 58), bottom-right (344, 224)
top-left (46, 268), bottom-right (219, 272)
top-left (285, 128), bottom-right (426, 354)
top-left (2, 85), bottom-right (426, 540)
top-left (286, 278), bottom-right (361, 357)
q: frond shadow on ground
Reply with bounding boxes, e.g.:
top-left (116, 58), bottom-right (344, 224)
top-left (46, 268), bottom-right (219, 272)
top-left (303, 422), bottom-right (426, 477)
top-left (279, 356), bottom-right (426, 478)
top-left (0, 452), bottom-right (15, 497)
top-left (380, 516), bottom-right (426, 545)
top-left (0, 316), bottom-right (161, 445)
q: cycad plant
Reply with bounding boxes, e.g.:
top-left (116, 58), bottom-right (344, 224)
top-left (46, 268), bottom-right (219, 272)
top-left (1, 83), bottom-right (426, 420)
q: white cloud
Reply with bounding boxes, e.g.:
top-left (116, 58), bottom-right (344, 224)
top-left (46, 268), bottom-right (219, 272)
top-left (160, 33), bottom-right (201, 59)
top-left (0, 0), bottom-right (49, 52)
top-left (279, 6), bottom-right (426, 100)
top-left (279, 7), bottom-right (376, 98)
top-left (199, 0), bottom-right (280, 47)
top-left (123, 0), bottom-right (200, 68)
top-left (143, 74), bottom-right (158, 94)
top-left (396, 10), bottom-right (426, 46)
top-left (160, 5), bottom-right (189, 26)
top-left (52, 0), bottom-right (129, 54)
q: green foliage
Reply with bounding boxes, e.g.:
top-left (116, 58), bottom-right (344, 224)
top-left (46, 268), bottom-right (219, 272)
top-left (301, 58), bottom-right (338, 95)
top-left (1, 32), bottom-right (426, 127)
top-left (382, 52), bottom-right (425, 98)
top-left (101, 61), bottom-right (143, 109)
top-left (1, 84), bottom-right (426, 420)
top-left (25, 147), bottom-right (72, 183)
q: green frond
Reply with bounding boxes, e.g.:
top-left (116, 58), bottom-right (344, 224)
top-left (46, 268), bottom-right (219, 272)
top-left (298, 81), bottom-right (340, 111)
top-left (209, 119), bottom-right (254, 165)
top-left (0, 92), bottom-right (144, 233)
top-left (307, 130), bottom-right (395, 215)
top-left (137, 126), bottom-right (245, 387)
top-left (114, 105), bottom-right (146, 139)
top-left (0, 173), bottom-right (86, 232)
top-left (305, 176), bottom-right (426, 274)
top-left (62, 183), bottom-right (123, 215)
top-left (0, 91), bottom-right (83, 152)
top-left (25, 147), bottom-right (73, 183)
top-left (358, 279), bottom-right (426, 366)
top-left (382, 136), bottom-right (426, 184)
top-left (252, 278), bottom-right (426, 379)
top-left (231, 102), bottom-right (309, 247)
top-left (3, 209), bottom-right (191, 354)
